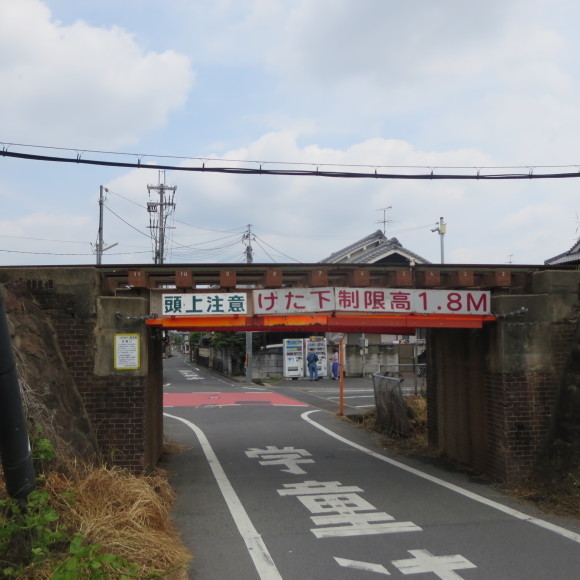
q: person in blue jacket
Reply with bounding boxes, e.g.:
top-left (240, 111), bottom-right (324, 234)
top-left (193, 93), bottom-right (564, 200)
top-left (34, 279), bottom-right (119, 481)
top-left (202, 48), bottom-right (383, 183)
top-left (306, 348), bottom-right (319, 381)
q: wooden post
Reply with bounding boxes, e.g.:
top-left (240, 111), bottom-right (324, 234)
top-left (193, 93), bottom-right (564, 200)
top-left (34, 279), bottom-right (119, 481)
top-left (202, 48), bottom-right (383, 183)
top-left (338, 339), bottom-right (345, 416)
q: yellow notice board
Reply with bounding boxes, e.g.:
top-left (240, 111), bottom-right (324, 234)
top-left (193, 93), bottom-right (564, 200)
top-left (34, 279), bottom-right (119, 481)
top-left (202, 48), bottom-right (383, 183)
top-left (114, 333), bottom-right (140, 370)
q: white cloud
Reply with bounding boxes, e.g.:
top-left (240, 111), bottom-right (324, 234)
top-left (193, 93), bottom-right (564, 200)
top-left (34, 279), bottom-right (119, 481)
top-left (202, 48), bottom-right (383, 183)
top-left (0, 0), bottom-right (194, 149)
top-left (3, 1), bottom-right (580, 269)
top-left (266, 1), bottom-right (512, 89)
top-left (0, 212), bottom-right (94, 265)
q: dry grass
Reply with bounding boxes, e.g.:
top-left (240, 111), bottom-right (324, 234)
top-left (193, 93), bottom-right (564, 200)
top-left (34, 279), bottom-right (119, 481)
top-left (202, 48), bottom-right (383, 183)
top-left (501, 477), bottom-right (580, 519)
top-left (161, 439), bottom-right (188, 460)
top-left (3, 359), bottom-right (192, 577)
top-left (44, 465), bottom-right (193, 578)
top-left (1, 463), bottom-right (192, 578)
top-left (3, 323), bottom-right (192, 576)
top-left (357, 395), bottom-right (431, 455)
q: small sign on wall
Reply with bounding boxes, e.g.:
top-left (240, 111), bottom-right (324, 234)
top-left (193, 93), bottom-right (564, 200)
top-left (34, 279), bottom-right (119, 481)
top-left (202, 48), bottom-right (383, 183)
top-left (114, 333), bottom-right (140, 370)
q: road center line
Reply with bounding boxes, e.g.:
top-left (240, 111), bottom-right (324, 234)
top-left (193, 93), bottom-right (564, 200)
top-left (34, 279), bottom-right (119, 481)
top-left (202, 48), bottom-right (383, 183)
top-left (164, 412), bottom-right (283, 580)
top-left (301, 410), bottom-right (580, 545)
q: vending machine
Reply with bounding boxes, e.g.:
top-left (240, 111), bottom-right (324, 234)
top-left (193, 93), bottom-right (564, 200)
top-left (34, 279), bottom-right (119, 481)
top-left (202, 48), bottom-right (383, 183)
top-left (304, 337), bottom-right (328, 378)
top-left (283, 339), bottom-right (305, 378)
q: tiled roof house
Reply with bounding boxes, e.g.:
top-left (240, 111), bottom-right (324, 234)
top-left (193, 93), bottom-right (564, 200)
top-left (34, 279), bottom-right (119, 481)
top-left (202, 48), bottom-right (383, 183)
top-left (319, 230), bottom-right (429, 265)
top-left (545, 240), bottom-right (580, 266)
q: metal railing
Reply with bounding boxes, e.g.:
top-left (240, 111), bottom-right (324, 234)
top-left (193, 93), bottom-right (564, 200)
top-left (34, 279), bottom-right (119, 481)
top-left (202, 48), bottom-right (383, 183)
top-left (377, 363), bottom-right (426, 395)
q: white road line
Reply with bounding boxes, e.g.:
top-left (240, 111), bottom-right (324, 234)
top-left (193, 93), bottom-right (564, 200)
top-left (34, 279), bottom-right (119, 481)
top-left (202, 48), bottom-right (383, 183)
top-left (335, 557), bottom-right (391, 575)
top-left (301, 410), bottom-right (580, 546)
top-left (184, 361), bottom-right (239, 387)
top-left (164, 413), bottom-right (283, 580)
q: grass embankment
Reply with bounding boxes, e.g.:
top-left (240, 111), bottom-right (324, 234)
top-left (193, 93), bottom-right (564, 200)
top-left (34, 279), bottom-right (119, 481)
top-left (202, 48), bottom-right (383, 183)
top-left (1, 358), bottom-right (193, 578)
top-left (1, 460), bottom-right (192, 578)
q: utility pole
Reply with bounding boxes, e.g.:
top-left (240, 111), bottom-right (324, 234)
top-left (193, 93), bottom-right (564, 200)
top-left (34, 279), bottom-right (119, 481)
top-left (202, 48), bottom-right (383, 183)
top-left (244, 224), bottom-right (254, 383)
top-left (243, 224), bottom-right (254, 264)
top-left (95, 186), bottom-right (118, 265)
top-left (431, 217), bottom-right (446, 264)
top-left (147, 172), bottom-right (176, 264)
top-left (97, 186), bottom-right (104, 265)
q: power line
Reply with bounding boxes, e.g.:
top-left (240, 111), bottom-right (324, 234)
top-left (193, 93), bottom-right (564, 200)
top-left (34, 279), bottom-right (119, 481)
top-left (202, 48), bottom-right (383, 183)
top-left (0, 234), bottom-right (89, 245)
top-left (104, 205), bottom-right (151, 238)
top-left (0, 248), bottom-right (150, 256)
top-left (168, 239), bottom-right (241, 256)
top-left (105, 187), bottom-right (247, 244)
top-left (104, 187), bottom-right (145, 208)
top-left (253, 234), bottom-right (302, 263)
top-left (3, 144), bottom-right (580, 180)
top-left (168, 232), bottom-right (243, 250)
top-left (253, 237), bottom-right (276, 262)
top-left (172, 219), bottom-right (246, 235)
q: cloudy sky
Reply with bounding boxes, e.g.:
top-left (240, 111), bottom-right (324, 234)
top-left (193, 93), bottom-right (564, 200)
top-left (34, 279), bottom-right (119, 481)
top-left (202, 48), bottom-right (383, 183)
top-left (2, 0), bottom-right (580, 266)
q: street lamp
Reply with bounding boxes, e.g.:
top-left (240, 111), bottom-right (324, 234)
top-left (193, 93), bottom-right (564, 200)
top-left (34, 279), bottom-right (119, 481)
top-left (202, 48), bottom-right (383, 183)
top-left (431, 217), bottom-right (446, 263)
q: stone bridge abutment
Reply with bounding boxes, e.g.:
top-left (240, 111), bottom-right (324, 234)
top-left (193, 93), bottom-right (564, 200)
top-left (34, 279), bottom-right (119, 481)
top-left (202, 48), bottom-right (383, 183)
top-left (1, 267), bottom-right (163, 472)
top-left (1, 265), bottom-right (578, 483)
top-left (428, 270), bottom-right (580, 482)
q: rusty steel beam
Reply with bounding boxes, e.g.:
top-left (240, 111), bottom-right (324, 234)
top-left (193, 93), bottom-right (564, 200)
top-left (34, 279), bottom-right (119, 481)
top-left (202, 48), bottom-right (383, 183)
top-left (92, 262), bottom-right (554, 294)
top-left (146, 312), bottom-right (495, 333)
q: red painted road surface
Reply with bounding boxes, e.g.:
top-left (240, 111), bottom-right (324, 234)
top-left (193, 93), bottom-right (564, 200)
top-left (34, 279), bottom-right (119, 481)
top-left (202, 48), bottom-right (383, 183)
top-left (163, 392), bottom-right (308, 408)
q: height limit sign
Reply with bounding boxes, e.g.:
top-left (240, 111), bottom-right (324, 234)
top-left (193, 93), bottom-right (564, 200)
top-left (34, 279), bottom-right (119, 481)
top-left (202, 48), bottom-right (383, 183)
top-left (114, 333), bottom-right (141, 370)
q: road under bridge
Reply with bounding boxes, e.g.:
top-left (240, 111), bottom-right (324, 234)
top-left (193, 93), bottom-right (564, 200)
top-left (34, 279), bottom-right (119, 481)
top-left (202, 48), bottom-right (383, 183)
top-left (1, 262), bottom-right (578, 484)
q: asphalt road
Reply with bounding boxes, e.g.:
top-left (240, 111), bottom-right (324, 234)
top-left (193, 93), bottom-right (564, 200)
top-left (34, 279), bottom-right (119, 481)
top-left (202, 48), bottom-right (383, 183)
top-left (162, 355), bottom-right (580, 579)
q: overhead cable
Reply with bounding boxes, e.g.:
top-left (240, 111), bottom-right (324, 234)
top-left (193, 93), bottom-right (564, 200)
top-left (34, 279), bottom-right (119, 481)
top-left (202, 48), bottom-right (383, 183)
top-left (0, 248), bottom-right (150, 256)
top-left (254, 234), bottom-right (302, 263)
top-left (104, 205), bottom-right (151, 238)
top-left (3, 145), bottom-right (580, 180)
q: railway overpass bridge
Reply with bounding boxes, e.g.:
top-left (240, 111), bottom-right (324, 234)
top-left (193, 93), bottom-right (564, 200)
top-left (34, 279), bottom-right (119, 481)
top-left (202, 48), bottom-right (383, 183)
top-left (1, 262), bottom-right (578, 484)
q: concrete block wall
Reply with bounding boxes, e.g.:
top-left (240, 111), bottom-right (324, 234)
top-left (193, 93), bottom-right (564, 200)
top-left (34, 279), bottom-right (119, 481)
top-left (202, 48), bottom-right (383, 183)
top-left (345, 344), bottom-right (401, 377)
top-left (252, 351), bottom-right (284, 379)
